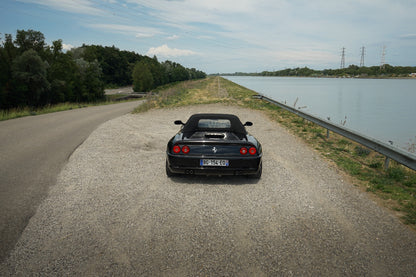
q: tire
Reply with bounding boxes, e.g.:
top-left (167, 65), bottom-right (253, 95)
top-left (250, 162), bottom-right (262, 179)
top-left (166, 160), bottom-right (176, 177)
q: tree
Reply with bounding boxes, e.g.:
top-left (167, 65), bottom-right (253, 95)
top-left (132, 61), bottom-right (154, 92)
top-left (80, 45), bottom-right (132, 86)
top-left (11, 49), bottom-right (50, 107)
top-left (2, 29), bottom-right (206, 110)
top-left (172, 63), bottom-right (189, 82)
top-left (84, 60), bottom-right (105, 101)
top-left (14, 29), bottom-right (46, 55)
top-left (47, 41), bottom-right (77, 103)
top-left (70, 44), bottom-right (205, 89)
top-left (0, 34), bottom-right (17, 108)
top-left (51, 39), bottom-right (63, 56)
top-left (72, 58), bottom-right (104, 102)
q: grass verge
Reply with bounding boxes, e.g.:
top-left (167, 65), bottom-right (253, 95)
top-left (0, 95), bottom-right (140, 121)
top-left (133, 76), bottom-right (416, 227)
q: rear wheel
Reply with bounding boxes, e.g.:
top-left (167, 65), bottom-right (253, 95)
top-left (250, 162), bottom-right (262, 179)
top-left (166, 160), bottom-right (176, 177)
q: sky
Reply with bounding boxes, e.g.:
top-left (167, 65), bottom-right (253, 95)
top-left (1, 0), bottom-right (416, 74)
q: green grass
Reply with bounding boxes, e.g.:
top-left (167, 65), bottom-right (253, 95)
top-left (132, 76), bottom-right (416, 227)
top-left (0, 95), bottom-right (140, 121)
top-left (1, 103), bottom-right (85, 121)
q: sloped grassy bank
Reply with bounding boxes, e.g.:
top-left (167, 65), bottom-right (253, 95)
top-left (133, 76), bottom-right (416, 227)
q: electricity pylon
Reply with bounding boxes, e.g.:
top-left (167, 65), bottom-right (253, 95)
top-left (360, 46), bottom-right (365, 67)
top-left (380, 45), bottom-right (386, 69)
top-left (340, 47), bottom-right (345, 69)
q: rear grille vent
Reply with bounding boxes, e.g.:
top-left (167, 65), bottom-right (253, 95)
top-left (205, 133), bottom-right (225, 139)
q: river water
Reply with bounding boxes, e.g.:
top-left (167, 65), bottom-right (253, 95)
top-left (224, 76), bottom-right (416, 151)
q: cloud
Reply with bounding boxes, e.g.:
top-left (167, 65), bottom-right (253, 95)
top-left (62, 43), bottom-right (74, 51)
top-left (270, 49), bottom-right (339, 66)
top-left (136, 33), bottom-right (154, 38)
top-left (17, 0), bottom-right (104, 15)
top-left (167, 35), bottom-right (179, 40)
top-left (146, 44), bottom-right (197, 57)
top-left (13, 0), bottom-right (416, 72)
top-left (399, 34), bottom-right (416, 40)
top-left (127, 1), bottom-right (415, 48)
top-left (89, 24), bottom-right (162, 37)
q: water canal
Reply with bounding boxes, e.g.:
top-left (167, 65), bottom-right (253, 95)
top-left (224, 76), bottom-right (416, 152)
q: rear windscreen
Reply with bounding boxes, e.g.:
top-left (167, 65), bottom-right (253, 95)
top-left (197, 119), bottom-right (231, 129)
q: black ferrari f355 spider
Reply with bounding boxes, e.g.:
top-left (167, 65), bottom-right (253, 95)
top-left (166, 113), bottom-right (262, 178)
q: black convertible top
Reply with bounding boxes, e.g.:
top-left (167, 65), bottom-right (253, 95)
top-left (182, 113), bottom-right (247, 137)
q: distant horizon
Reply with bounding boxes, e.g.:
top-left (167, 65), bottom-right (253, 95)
top-left (213, 64), bottom-right (416, 76)
top-left (1, 1), bottom-right (416, 74)
top-left (3, 27), bottom-right (415, 77)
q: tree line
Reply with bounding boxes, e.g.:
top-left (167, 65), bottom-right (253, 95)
top-left (221, 64), bottom-right (416, 78)
top-left (74, 44), bottom-right (206, 91)
top-left (0, 29), bottom-right (206, 109)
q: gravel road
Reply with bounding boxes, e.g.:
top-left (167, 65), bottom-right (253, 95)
top-left (1, 104), bottom-right (415, 276)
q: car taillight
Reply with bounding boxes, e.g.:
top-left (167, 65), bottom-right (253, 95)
top-left (182, 145), bottom-right (190, 154)
top-left (173, 145), bottom-right (190, 154)
top-left (173, 145), bottom-right (181, 153)
top-left (240, 146), bottom-right (257, 155)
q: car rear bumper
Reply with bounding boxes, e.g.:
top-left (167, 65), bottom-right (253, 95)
top-left (166, 153), bottom-right (262, 176)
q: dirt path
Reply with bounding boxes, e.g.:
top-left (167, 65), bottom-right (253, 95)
top-left (1, 104), bottom-right (415, 276)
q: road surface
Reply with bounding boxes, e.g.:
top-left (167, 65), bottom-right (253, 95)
top-left (1, 104), bottom-right (415, 276)
top-left (0, 101), bottom-right (142, 262)
top-left (104, 86), bottom-right (134, 95)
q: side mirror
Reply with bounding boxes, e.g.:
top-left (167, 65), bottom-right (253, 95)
top-left (244, 121), bottom-right (253, 126)
top-left (174, 120), bottom-right (185, 125)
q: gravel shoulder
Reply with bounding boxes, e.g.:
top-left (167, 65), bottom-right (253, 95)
top-left (1, 104), bottom-right (415, 276)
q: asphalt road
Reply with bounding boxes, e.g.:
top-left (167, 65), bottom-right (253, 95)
top-left (0, 101), bottom-right (142, 262)
top-left (2, 104), bottom-right (415, 276)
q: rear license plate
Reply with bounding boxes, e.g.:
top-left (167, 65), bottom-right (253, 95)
top-left (200, 159), bottom-right (229, 167)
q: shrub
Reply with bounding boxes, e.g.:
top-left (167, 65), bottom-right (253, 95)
top-left (387, 167), bottom-right (405, 182)
top-left (355, 146), bottom-right (371, 157)
top-left (369, 162), bottom-right (382, 169)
